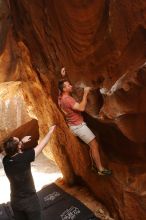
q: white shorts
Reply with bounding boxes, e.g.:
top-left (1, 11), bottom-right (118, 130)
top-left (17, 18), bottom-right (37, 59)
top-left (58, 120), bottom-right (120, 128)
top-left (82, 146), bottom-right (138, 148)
top-left (69, 122), bottom-right (96, 144)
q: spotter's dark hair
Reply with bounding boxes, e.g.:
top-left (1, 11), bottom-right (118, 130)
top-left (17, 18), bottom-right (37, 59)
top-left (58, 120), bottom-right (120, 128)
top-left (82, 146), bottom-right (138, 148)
top-left (3, 137), bottom-right (19, 157)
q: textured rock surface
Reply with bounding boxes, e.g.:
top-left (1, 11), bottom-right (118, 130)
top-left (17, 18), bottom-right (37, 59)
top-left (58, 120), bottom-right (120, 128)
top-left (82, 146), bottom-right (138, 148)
top-left (0, 81), bottom-right (31, 146)
top-left (0, 0), bottom-right (146, 219)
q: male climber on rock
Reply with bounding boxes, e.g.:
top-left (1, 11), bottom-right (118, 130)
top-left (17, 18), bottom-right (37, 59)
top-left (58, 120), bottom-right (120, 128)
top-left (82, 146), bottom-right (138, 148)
top-left (58, 67), bottom-right (112, 176)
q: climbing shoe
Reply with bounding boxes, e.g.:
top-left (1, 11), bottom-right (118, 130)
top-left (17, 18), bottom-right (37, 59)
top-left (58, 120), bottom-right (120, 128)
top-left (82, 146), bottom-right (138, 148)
top-left (97, 168), bottom-right (112, 176)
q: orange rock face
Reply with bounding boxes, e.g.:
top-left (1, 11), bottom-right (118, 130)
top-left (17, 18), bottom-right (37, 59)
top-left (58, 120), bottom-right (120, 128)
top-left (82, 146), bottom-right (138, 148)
top-left (1, 0), bottom-right (146, 219)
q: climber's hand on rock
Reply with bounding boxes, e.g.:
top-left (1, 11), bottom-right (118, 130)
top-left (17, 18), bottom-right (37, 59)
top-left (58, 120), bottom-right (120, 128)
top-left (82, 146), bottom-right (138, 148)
top-left (84, 87), bottom-right (91, 94)
top-left (61, 67), bottom-right (66, 77)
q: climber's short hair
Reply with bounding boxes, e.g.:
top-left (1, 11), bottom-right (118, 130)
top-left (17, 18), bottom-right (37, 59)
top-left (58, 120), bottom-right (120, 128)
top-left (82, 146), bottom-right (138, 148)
top-left (58, 79), bottom-right (68, 93)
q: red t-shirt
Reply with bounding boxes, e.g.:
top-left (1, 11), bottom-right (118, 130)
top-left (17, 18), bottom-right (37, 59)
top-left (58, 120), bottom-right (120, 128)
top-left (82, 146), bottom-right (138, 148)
top-left (58, 95), bottom-right (83, 126)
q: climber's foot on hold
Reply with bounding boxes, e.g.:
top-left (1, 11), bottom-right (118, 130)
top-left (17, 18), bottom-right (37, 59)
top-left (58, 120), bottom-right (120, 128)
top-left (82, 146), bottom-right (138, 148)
top-left (92, 165), bottom-right (112, 176)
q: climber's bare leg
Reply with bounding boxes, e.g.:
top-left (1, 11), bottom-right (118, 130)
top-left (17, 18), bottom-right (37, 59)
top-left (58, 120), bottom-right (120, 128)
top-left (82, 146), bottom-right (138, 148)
top-left (88, 138), bottom-right (103, 171)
